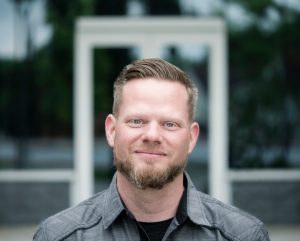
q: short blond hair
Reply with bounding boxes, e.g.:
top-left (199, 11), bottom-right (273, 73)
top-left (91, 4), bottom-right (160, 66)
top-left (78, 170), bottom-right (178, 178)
top-left (113, 58), bottom-right (198, 121)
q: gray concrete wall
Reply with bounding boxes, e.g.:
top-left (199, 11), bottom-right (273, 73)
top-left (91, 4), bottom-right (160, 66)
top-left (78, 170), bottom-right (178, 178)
top-left (0, 182), bottom-right (69, 224)
top-left (233, 181), bottom-right (300, 224)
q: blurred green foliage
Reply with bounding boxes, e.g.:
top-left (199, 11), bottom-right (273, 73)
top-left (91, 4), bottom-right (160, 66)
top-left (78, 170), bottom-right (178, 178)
top-left (228, 1), bottom-right (300, 167)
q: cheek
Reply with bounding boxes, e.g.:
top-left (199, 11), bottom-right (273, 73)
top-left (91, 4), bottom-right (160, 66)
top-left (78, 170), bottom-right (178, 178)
top-left (167, 133), bottom-right (190, 156)
top-left (115, 127), bottom-right (137, 143)
top-left (175, 144), bottom-right (189, 158)
top-left (113, 137), bottom-right (127, 161)
top-left (114, 128), bottom-right (139, 153)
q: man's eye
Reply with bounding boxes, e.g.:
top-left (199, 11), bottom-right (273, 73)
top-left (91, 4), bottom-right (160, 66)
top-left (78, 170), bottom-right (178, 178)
top-left (164, 122), bottom-right (178, 129)
top-left (128, 119), bottom-right (143, 126)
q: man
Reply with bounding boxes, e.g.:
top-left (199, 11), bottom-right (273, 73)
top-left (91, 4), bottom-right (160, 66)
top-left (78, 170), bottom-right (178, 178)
top-left (34, 58), bottom-right (270, 241)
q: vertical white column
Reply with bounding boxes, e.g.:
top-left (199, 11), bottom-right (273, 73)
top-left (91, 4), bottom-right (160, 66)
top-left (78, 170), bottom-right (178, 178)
top-left (73, 30), bottom-right (94, 205)
top-left (208, 27), bottom-right (230, 204)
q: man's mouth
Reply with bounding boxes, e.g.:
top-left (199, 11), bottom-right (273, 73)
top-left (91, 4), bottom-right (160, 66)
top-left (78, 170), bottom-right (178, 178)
top-left (134, 150), bottom-right (167, 158)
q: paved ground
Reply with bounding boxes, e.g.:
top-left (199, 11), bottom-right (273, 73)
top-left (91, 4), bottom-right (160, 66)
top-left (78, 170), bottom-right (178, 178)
top-left (0, 225), bottom-right (299, 241)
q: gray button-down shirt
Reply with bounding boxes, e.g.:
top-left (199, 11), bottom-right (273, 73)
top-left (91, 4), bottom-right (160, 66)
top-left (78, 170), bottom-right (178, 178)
top-left (33, 173), bottom-right (270, 241)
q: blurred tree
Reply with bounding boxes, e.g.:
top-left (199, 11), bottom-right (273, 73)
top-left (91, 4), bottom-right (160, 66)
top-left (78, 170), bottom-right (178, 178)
top-left (228, 0), bottom-right (300, 167)
top-left (31, 0), bottom-right (129, 136)
top-left (143, 0), bottom-right (181, 15)
top-left (0, 0), bottom-right (37, 167)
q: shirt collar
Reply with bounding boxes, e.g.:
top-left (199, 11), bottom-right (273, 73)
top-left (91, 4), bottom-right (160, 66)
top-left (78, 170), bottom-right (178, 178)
top-left (101, 172), bottom-right (211, 229)
top-left (102, 173), bottom-right (126, 229)
top-left (173, 176), bottom-right (187, 225)
top-left (184, 172), bottom-right (211, 227)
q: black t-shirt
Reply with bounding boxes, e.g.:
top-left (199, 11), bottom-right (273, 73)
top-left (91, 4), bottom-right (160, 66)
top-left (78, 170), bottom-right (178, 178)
top-left (136, 185), bottom-right (188, 241)
top-left (137, 218), bottom-right (173, 241)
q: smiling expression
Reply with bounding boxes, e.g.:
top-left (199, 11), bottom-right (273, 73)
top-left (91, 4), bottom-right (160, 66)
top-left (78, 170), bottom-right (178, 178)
top-left (105, 78), bottom-right (199, 189)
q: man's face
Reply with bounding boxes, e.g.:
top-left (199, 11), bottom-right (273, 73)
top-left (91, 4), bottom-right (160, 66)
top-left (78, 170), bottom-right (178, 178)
top-left (105, 78), bottom-right (199, 189)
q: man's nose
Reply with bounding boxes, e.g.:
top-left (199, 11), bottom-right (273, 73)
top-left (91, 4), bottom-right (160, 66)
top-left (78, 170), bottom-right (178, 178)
top-left (142, 122), bottom-right (162, 143)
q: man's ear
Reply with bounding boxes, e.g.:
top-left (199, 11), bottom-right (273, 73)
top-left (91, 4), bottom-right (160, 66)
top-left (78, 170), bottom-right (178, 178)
top-left (105, 114), bottom-right (116, 147)
top-left (188, 122), bottom-right (200, 154)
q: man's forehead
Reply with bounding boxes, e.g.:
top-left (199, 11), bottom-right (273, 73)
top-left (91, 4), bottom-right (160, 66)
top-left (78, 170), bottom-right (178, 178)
top-left (122, 78), bottom-right (187, 98)
top-left (122, 77), bottom-right (187, 90)
top-left (119, 79), bottom-right (189, 115)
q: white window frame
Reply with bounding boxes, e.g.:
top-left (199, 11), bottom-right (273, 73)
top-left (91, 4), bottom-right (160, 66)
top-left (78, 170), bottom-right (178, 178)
top-left (73, 17), bottom-right (229, 205)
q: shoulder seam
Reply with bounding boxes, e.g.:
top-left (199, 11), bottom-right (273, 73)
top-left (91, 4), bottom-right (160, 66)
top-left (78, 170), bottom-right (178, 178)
top-left (44, 192), bottom-right (106, 241)
top-left (208, 223), bottom-right (242, 241)
top-left (200, 192), bottom-right (262, 223)
top-left (41, 222), bottom-right (48, 241)
top-left (52, 216), bottom-right (103, 241)
top-left (211, 223), bottom-right (265, 241)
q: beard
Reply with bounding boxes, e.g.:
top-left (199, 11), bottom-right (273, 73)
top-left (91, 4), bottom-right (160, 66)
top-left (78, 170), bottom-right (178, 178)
top-left (114, 151), bottom-right (186, 190)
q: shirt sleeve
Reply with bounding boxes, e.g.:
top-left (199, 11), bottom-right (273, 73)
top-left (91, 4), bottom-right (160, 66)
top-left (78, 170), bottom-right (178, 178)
top-left (33, 225), bottom-right (47, 241)
top-left (251, 223), bottom-right (271, 241)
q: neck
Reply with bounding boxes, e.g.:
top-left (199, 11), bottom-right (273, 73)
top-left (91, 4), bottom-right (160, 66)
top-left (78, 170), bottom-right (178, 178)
top-left (116, 171), bottom-right (184, 222)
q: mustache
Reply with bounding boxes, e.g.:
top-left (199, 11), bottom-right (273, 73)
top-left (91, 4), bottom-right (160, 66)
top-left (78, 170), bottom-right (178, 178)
top-left (132, 144), bottom-right (168, 155)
